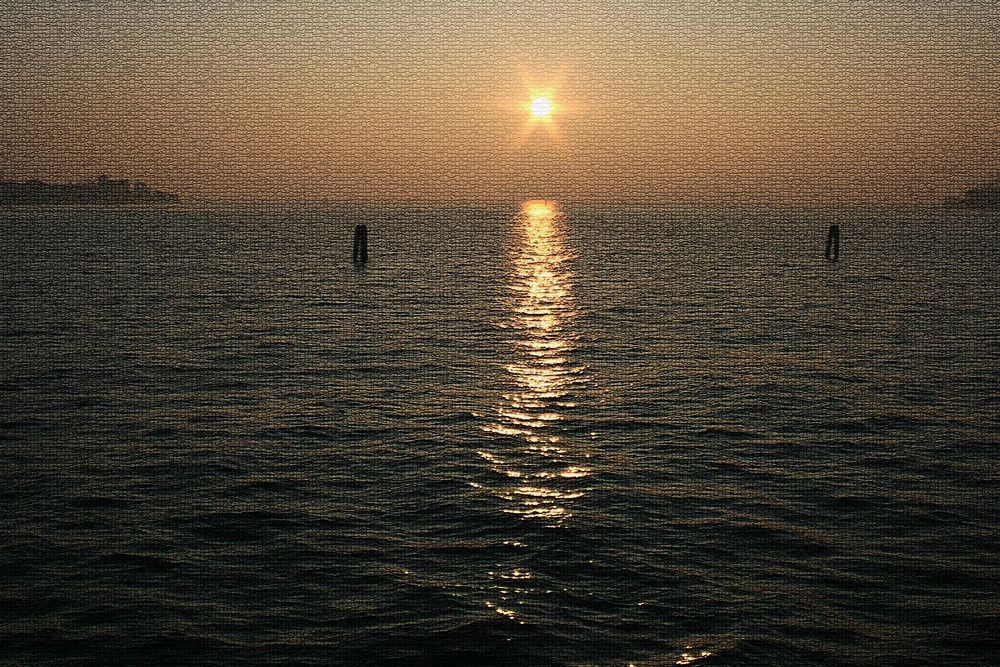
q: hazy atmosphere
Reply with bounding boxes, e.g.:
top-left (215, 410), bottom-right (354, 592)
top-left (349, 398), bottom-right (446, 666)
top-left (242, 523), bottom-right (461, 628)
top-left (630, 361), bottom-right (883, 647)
top-left (4, 4), bottom-right (1000, 664)
top-left (3, 0), bottom-right (997, 203)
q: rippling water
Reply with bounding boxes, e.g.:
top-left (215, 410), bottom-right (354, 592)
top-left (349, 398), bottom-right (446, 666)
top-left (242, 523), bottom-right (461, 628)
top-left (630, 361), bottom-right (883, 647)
top-left (2, 202), bottom-right (999, 665)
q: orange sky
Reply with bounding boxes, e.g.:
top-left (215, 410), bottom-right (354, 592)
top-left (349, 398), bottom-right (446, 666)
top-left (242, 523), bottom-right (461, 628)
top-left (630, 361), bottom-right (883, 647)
top-left (2, 1), bottom-right (997, 204)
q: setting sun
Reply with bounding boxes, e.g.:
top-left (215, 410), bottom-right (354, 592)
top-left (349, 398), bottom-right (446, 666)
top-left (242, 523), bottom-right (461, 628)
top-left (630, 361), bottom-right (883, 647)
top-left (530, 97), bottom-right (552, 117)
top-left (519, 84), bottom-right (563, 142)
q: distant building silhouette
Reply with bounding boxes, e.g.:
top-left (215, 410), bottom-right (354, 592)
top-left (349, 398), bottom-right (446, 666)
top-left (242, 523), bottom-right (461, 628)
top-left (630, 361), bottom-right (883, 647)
top-left (0, 177), bottom-right (180, 205)
top-left (962, 182), bottom-right (1000, 208)
top-left (948, 181), bottom-right (1000, 209)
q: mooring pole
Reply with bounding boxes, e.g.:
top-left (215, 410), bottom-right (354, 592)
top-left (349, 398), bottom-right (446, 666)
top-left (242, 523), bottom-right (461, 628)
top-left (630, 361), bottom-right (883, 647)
top-left (825, 224), bottom-right (840, 261)
top-left (353, 224), bottom-right (368, 263)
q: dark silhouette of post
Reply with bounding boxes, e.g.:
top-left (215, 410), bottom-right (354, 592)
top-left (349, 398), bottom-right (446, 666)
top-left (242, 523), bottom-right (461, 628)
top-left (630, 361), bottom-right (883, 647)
top-left (353, 224), bottom-right (368, 263)
top-left (825, 224), bottom-right (840, 261)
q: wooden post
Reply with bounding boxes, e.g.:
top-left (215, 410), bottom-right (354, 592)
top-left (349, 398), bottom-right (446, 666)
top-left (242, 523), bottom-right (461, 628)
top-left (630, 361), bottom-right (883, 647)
top-left (353, 224), bottom-right (368, 263)
top-left (825, 224), bottom-right (840, 261)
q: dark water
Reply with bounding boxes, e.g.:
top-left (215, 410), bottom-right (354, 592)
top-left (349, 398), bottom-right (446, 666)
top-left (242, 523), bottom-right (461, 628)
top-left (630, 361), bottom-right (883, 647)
top-left (2, 202), bottom-right (998, 665)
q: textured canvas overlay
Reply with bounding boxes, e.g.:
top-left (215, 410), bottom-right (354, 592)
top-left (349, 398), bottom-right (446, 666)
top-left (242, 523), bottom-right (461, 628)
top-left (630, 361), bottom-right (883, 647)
top-left (2, 2), bottom-right (998, 665)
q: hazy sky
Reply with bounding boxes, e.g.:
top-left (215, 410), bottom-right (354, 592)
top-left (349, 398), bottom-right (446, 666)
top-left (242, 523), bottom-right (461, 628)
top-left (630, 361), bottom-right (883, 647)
top-left (2, 0), bottom-right (997, 203)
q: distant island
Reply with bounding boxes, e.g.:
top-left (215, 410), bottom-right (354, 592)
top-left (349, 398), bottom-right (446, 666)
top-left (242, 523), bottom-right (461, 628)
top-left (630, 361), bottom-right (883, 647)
top-left (946, 181), bottom-right (1000, 209)
top-left (0, 176), bottom-right (180, 205)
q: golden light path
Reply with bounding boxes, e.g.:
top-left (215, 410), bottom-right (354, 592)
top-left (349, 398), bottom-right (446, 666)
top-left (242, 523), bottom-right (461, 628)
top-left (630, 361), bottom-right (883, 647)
top-left (480, 200), bottom-right (591, 523)
top-left (476, 199), bottom-right (593, 622)
top-left (475, 201), bottom-right (714, 656)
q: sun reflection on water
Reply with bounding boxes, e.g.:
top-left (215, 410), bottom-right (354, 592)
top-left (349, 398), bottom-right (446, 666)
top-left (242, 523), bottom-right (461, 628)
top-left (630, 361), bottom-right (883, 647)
top-left (474, 200), bottom-right (596, 623)
top-left (480, 200), bottom-right (591, 527)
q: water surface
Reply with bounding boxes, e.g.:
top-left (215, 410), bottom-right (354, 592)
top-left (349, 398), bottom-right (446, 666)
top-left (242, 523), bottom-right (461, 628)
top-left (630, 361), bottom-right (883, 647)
top-left (2, 202), bottom-right (998, 665)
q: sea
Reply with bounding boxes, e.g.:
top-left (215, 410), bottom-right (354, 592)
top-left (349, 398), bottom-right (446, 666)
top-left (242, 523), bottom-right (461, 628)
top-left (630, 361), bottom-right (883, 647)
top-left (1, 202), bottom-right (998, 666)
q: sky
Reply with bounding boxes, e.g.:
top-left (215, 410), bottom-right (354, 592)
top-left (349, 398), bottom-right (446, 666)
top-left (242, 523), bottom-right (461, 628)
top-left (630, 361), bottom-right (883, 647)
top-left (2, 0), bottom-right (998, 204)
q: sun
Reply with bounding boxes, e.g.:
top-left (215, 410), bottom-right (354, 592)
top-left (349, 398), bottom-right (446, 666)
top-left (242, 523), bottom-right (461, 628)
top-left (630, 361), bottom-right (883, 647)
top-left (530, 97), bottom-right (552, 117)
top-left (515, 80), bottom-right (565, 142)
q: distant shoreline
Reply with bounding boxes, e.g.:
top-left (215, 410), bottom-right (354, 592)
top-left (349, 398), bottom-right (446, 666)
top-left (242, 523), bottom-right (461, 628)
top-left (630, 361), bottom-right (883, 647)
top-left (0, 177), bottom-right (179, 206)
top-left (945, 181), bottom-right (1000, 209)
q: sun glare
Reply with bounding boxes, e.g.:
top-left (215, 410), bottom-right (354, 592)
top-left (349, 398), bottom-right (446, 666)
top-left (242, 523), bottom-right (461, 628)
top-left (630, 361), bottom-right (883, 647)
top-left (517, 79), bottom-right (564, 142)
top-left (522, 200), bottom-right (559, 218)
top-left (531, 97), bottom-right (552, 117)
